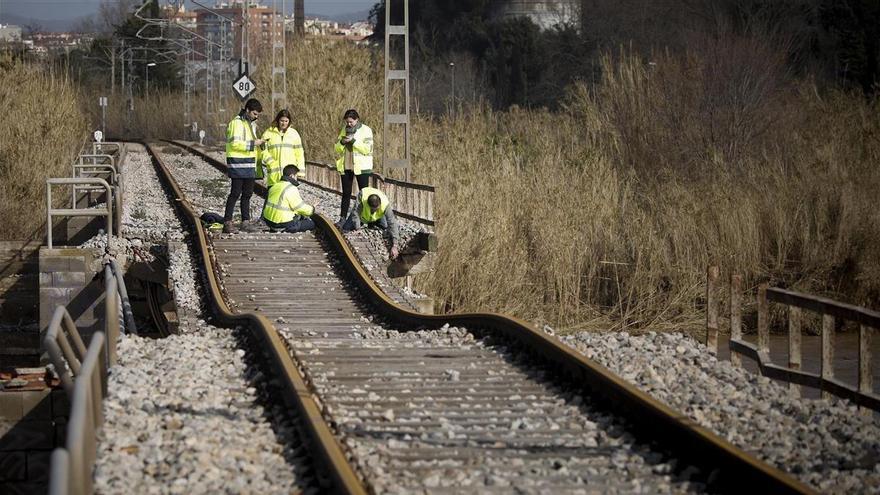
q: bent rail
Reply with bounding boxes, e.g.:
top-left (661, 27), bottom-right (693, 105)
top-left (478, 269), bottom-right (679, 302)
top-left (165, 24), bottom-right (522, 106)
top-left (708, 268), bottom-right (878, 412)
top-left (155, 141), bottom-right (812, 494)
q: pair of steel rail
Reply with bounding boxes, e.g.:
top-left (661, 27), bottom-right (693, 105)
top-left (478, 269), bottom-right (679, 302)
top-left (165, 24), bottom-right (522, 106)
top-left (145, 141), bottom-right (814, 494)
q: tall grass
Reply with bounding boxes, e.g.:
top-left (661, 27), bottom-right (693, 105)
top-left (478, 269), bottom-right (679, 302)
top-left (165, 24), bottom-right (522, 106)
top-left (254, 38), bottom-right (880, 333)
top-left (407, 43), bottom-right (880, 333)
top-left (0, 57), bottom-right (88, 240)
top-left (254, 39), bottom-right (386, 166)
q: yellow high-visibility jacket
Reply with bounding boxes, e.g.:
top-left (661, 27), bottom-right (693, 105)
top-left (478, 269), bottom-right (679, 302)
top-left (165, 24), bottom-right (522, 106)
top-left (334, 123), bottom-right (373, 175)
top-left (357, 187), bottom-right (389, 223)
top-left (225, 112), bottom-right (260, 179)
top-left (261, 126), bottom-right (305, 187)
top-left (262, 180), bottom-right (314, 224)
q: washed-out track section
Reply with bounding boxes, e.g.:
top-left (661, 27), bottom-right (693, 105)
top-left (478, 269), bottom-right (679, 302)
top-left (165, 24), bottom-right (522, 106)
top-left (150, 141), bottom-right (814, 494)
top-left (216, 233), bottom-right (690, 493)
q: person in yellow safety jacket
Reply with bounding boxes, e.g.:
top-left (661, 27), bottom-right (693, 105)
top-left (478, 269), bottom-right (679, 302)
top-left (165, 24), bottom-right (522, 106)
top-left (341, 187), bottom-right (400, 259)
top-left (334, 108), bottom-right (373, 222)
top-left (224, 98), bottom-right (265, 234)
top-left (262, 165), bottom-right (320, 233)
top-left (260, 109), bottom-right (305, 187)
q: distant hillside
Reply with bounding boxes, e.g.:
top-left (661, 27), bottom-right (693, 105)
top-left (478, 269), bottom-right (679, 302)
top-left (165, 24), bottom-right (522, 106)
top-left (0, 12), bottom-right (86, 33)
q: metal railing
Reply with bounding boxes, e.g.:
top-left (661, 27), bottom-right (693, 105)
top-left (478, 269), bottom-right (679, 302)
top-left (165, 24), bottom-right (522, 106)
top-left (166, 140), bottom-right (436, 226)
top-left (73, 162), bottom-right (117, 185)
top-left (46, 264), bottom-right (129, 495)
top-left (87, 142), bottom-right (124, 160)
top-left (303, 159), bottom-right (435, 225)
top-left (706, 267), bottom-right (879, 412)
top-left (46, 178), bottom-right (113, 248)
top-left (46, 141), bottom-right (126, 248)
top-left (44, 306), bottom-right (88, 396)
top-left (72, 162), bottom-right (123, 234)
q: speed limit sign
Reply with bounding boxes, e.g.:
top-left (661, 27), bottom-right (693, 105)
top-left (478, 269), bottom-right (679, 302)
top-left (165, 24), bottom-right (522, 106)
top-left (232, 73), bottom-right (256, 99)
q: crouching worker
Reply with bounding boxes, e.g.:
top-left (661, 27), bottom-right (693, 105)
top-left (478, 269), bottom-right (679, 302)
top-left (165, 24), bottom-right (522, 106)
top-left (262, 165), bottom-right (318, 233)
top-left (342, 187), bottom-right (400, 259)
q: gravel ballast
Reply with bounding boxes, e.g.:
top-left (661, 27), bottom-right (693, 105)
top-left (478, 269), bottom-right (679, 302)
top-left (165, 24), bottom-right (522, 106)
top-left (562, 331), bottom-right (880, 493)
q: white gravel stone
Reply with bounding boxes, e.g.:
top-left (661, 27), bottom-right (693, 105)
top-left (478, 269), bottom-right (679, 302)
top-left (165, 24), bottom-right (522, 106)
top-left (562, 331), bottom-right (880, 493)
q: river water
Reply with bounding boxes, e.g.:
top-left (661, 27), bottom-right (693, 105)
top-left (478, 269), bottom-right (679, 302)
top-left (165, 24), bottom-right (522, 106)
top-left (716, 332), bottom-right (880, 398)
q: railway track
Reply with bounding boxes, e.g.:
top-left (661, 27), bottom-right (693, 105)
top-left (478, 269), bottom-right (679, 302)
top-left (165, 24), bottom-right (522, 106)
top-left (144, 141), bottom-right (813, 494)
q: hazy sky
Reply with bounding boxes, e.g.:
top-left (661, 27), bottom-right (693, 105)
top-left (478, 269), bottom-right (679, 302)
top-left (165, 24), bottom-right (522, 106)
top-left (0, 0), bottom-right (378, 22)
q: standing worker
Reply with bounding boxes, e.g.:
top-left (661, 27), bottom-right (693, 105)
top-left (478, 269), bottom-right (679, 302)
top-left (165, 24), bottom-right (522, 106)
top-left (224, 98), bottom-right (264, 233)
top-left (260, 109), bottom-right (305, 187)
top-left (342, 186), bottom-right (400, 259)
top-left (262, 165), bottom-right (319, 233)
top-left (334, 109), bottom-right (373, 222)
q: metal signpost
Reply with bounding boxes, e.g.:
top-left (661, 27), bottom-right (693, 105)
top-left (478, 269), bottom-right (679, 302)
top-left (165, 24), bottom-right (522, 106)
top-left (98, 96), bottom-right (108, 137)
top-left (271, 0), bottom-right (288, 114)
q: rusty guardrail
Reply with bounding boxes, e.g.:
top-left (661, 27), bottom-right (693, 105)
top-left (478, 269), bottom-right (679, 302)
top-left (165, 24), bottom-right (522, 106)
top-left (706, 267), bottom-right (879, 412)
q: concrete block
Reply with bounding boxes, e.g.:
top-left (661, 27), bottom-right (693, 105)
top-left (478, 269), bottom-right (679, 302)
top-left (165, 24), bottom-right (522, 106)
top-left (0, 451), bottom-right (26, 481)
top-left (51, 390), bottom-right (69, 419)
top-left (38, 273), bottom-right (52, 286)
top-left (0, 421), bottom-right (53, 451)
top-left (37, 303), bottom-right (54, 331)
top-left (39, 287), bottom-right (72, 303)
top-left (67, 218), bottom-right (108, 248)
top-left (52, 272), bottom-right (86, 288)
top-left (67, 256), bottom-right (88, 273)
top-left (0, 394), bottom-right (23, 421)
top-left (25, 451), bottom-right (50, 480)
top-left (416, 232), bottom-right (439, 252)
top-left (20, 391), bottom-right (51, 421)
top-left (38, 257), bottom-right (68, 273)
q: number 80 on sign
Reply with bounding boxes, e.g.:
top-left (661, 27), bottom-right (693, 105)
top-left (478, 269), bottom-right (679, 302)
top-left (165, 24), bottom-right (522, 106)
top-left (232, 74), bottom-right (256, 99)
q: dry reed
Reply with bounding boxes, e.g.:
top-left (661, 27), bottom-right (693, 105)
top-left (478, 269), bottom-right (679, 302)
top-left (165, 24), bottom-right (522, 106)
top-left (253, 39), bottom-right (880, 334)
top-left (0, 58), bottom-right (88, 240)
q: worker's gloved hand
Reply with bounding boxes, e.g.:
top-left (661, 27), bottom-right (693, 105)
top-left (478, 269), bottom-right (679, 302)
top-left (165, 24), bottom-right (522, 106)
top-left (390, 246), bottom-right (399, 260)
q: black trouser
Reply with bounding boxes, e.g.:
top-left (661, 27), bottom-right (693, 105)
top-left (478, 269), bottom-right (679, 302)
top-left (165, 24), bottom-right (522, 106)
top-left (224, 178), bottom-right (255, 221)
top-left (340, 171), bottom-right (370, 219)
